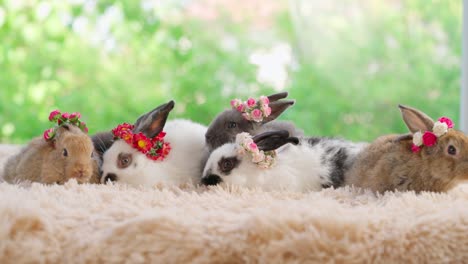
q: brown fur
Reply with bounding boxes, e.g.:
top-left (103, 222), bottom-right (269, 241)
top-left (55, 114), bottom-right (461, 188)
top-left (345, 105), bottom-right (468, 193)
top-left (3, 125), bottom-right (100, 184)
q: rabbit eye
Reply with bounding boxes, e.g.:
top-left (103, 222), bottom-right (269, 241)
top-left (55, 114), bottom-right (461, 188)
top-left (447, 145), bottom-right (457, 155)
top-left (227, 122), bottom-right (237, 129)
top-left (117, 153), bottom-right (133, 169)
top-left (219, 157), bottom-right (238, 173)
top-left (63, 148), bottom-right (68, 157)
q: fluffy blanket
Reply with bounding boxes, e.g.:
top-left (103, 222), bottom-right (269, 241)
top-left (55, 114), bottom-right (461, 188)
top-left (0, 144), bottom-right (467, 263)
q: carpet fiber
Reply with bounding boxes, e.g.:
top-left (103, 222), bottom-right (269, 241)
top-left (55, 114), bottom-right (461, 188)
top-left (0, 144), bottom-right (467, 263)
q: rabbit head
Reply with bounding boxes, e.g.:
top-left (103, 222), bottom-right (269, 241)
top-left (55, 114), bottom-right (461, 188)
top-left (201, 130), bottom-right (299, 186)
top-left (100, 100), bottom-right (175, 186)
top-left (398, 104), bottom-right (468, 189)
top-left (44, 124), bottom-right (99, 184)
top-left (205, 92), bottom-right (295, 151)
top-left (346, 104), bottom-right (468, 193)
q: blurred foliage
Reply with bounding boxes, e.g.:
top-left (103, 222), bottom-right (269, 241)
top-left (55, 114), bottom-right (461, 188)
top-left (0, 0), bottom-right (462, 143)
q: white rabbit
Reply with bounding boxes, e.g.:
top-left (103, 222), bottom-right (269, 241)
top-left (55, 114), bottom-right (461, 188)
top-left (201, 130), bottom-right (366, 192)
top-left (101, 100), bottom-right (208, 187)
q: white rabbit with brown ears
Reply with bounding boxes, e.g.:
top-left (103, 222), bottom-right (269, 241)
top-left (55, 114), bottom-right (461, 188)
top-left (345, 104), bottom-right (468, 193)
top-left (205, 92), bottom-right (304, 152)
top-left (100, 100), bottom-right (209, 187)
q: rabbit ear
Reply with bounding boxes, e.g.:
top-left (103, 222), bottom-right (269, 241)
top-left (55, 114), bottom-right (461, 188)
top-left (399, 104), bottom-right (434, 133)
top-left (133, 100), bottom-right (175, 138)
top-left (253, 130), bottom-right (299, 152)
top-left (262, 100), bottom-right (295, 123)
top-left (267, 92), bottom-right (288, 102)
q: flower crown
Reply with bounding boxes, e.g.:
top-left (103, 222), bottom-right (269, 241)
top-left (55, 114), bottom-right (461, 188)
top-left (230, 95), bottom-right (272, 122)
top-left (235, 132), bottom-right (276, 169)
top-left (43, 110), bottom-right (88, 141)
top-left (112, 123), bottom-right (171, 161)
top-left (411, 117), bottom-right (454, 153)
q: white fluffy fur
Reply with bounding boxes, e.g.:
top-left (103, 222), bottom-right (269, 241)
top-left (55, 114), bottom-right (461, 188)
top-left (102, 119), bottom-right (208, 186)
top-left (203, 139), bottom-right (365, 191)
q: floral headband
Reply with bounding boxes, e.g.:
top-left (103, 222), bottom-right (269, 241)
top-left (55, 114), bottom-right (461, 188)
top-left (235, 132), bottom-right (276, 169)
top-left (411, 117), bottom-right (454, 153)
top-left (230, 95), bottom-right (272, 122)
top-left (112, 123), bottom-right (171, 161)
top-left (43, 110), bottom-right (89, 141)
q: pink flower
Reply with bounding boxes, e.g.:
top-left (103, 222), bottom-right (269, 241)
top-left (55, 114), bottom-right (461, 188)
top-left (422, 131), bottom-right (437, 147)
top-left (43, 128), bottom-right (55, 141)
top-left (236, 104), bottom-right (246, 113)
top-left (230, 99), bottom-right (242, 108)
top-left (69, 112), bottom-right (81, 121)
top-left (411, 144), bottom-right (421, 153)
top-left (247, 98), bottom-right (256, 108)
top-left (249, 142), bottom-right (258, 151)
top-left (242, 113), bottom-right (251, 120)
top-left (251, 109), bottom-right (263, 122)
top-left (61, 112), bottom-right (70, 119)
top-left (259, 95), bottom-right (269, 105)
top-left (48, 110), bottom-right (61, 121)
top-left (262, 106), bottom-right (272, 117)
top-left (438, 117), bottom-right (454, 129)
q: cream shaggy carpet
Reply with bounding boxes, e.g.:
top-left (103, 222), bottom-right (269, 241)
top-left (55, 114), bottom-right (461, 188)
top-left (0, 144), bottom-right (467, 263)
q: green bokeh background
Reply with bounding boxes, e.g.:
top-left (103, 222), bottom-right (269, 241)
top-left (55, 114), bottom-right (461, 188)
top-left (0, 0), bottom-right (462, 143)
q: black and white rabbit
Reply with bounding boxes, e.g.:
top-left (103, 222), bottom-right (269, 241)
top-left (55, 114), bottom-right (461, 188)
top-left (205, 92), bottom-right (304, 152)
top-left (201, 130), bottom-right (367, 192)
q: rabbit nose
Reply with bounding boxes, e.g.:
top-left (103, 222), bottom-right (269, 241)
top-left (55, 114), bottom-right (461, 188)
top-left (201, 174), bottom-right (222, 186)
top-left (103, 173), bottom-right (118, 183)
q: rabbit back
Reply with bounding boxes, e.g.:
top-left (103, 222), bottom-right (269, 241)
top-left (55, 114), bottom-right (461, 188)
top-left (3, 137), bottom-right (51, 183)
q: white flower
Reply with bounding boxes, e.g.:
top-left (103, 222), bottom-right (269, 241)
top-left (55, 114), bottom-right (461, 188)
top-left (236, 132), bottom-right (252, 145)
top-left (432, 121), bottom-right (448, 137)
top-left (413, 131), bottom-right (423, 146)
top-left (251, 151), bottom-right (265, 163)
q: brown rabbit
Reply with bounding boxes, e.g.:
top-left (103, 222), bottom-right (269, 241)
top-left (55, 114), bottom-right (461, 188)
top-left (345, 104), bottom-right (468, 193)
top-left (3, 124), bottom-right (100, 184)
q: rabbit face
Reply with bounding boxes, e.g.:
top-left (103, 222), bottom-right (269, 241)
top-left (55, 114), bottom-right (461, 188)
top-left (202, 130), bottom-right (299, 187)
top-left (424, 130), bottom-right (468, 185)
top-left (205, 92), bottom-right (295, 152)
top-left (200, 144), bottom-right (252, 186)
top-left (205, 110), bottom-right (256, 151)
top-left (53, 125), bottom-right (99, 184)
top-left (100, 140), bottom-right (159, 186)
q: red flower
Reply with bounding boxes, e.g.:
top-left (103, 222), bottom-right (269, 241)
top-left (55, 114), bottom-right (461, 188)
top-left (61, 112), bottom-right (70, 119)
top-left (112, 123), bottom-right (134, 137)
top-left (438, 117), bottom-right (454, 129)
top-left (69, 112), bottom-right (81, 121)
top-left (422, 131), bottom-right (437, 147)
top-left (161, 142), bottom-right (171, 157)
top-left (48, 110), bottom-right (61, 122)
top-left (120, 130), bottom-right (133, 144)
top-left (111, 123), bottom-right (171, 161)
top-left (133, 133), bottom-right (153, 153)
top-left (411, 144), bottom-right (421, 153)
top-left (43, 128), bottom-right (55, 141)
top-left (153, 131), bottom-right (167, 142)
